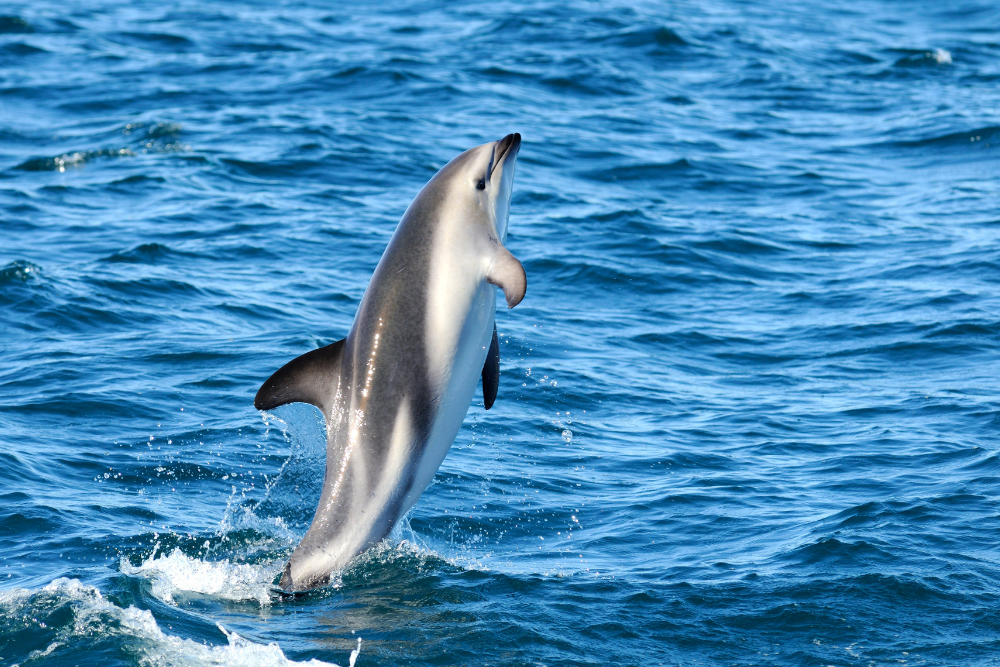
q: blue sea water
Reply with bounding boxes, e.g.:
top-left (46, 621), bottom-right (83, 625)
top-left (2, 0), bottom-right (1000, 664)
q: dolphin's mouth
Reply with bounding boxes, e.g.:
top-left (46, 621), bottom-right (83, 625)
top-left (490, 132), bottom-right (521, 178)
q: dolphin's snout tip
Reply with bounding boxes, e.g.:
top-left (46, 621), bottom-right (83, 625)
top-left (491, 134), bottom-right (521, 177)
top-left (498, 133), bottom-right (521, 153)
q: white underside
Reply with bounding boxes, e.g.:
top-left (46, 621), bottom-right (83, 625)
top-left (402, 281), bottom-right (495, 515)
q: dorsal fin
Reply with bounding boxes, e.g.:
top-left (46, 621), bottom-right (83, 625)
top-left (487, 245), bottom-right (526, 308)
top-left (482, 324), bottom-right (500, 409)
top-left (255, 339), bottom-right (346, 416)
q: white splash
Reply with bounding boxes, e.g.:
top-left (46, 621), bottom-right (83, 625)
top-left (1, 578), bottom-right (338, 667)
top-left (349, 638), bottom-right (362, 667)
top-left (120, 546), bottom-right (282, 607)
top-left (931, 48), bottom-right (951, 64)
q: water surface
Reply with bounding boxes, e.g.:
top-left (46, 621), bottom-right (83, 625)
top-left (2, 0), bottom-right (1000, 665)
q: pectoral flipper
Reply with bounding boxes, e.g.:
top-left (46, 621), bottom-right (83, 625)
top-left (482, 324), bottom-right (500, 410)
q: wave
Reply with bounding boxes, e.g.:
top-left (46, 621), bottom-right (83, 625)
top-left (0, 578), bottom-right (345, 666)
top-left (0, 16), bottom-right (32, 34)
top-left (113, 31), bottom-right (196, 51)
top-left (15, 148), bottom-right (135, 172)
top-left (874, 124), bottom-right (1000, 151)
top-left (892, 48), bottom-right (953, 68)
top-left (102, 242), bottom-right (197, 265)
top-left (2, 42), bottom-right (47, 56)
top-left (145, 122), bottom-right (183, 139)
top-left (595, 26), bottom-right (688, 49)
top-left (12, 122), bottom-right (186, 172)
top-left (0, 260), bottom-right (41, 283)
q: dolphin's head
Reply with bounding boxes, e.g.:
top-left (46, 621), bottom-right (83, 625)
top-left (430, 133), bottom-right (521, 243)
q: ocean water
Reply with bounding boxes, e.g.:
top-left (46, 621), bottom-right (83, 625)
top-left (1, 0), bottom-right (999, 664)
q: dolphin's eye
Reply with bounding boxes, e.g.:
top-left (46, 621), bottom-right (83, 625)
top-left (476, 178), bottom-right (486, 190)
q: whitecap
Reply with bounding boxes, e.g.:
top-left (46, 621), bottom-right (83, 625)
top-left (932, 48), bottom-right (952, 64)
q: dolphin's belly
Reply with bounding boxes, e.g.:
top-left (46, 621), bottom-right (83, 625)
top-left (399, 282), bottom-right (496, 515)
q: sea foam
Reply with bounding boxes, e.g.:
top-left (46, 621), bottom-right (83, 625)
top-left (0, 578), bottom-right (340, 667)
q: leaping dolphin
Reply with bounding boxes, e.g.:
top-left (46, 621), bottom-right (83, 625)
top-left (255, 133), bottom-right (525, 592)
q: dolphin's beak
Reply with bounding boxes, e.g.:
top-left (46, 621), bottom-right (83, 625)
top-left (490, 133), bottom-right (521, 179)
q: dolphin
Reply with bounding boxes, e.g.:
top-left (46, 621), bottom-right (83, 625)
top-left (255, 133), bottom-right (525, 592)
